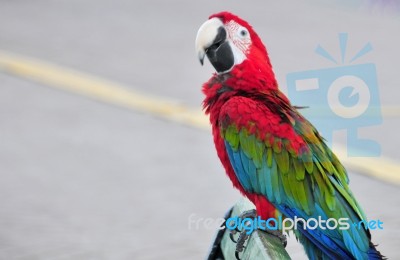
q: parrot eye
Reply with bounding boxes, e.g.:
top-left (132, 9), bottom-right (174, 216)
top-left (240, 30), bottom-right (247, 37)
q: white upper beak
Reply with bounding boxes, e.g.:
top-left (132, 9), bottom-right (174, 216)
top-left (195, 17), bottom-right (224, 65)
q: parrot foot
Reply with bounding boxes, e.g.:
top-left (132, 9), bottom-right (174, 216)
top-left (228, 209), bottom-right (287, 260)
top-left (228, 209), bottom-right (257, 260)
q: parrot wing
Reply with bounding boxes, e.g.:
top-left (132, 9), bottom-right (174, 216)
top-left (220, 93), bottom-right (371, 259)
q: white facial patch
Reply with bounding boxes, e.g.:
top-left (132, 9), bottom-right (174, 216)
top-left (225, 20), bottom-right (252, 65)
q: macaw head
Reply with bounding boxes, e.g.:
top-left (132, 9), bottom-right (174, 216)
top-left (195, 12), bottom-right (271, 74)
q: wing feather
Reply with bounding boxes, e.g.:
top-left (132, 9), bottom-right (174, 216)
top-left (220, 95), bottom-right (371, 258)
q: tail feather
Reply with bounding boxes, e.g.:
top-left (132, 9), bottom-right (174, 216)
top-left (368, 242), bottom-right (386, 260)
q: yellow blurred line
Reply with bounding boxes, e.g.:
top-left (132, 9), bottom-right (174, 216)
top-left (0, 50), bottom-right (399, 185)
top-left (0, 51), bottom-right (209, 129)
top-left (381, 106), bottom-right (400, 117)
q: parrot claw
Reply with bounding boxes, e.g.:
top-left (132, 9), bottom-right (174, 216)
top-left (229, 209), bottom-right (257, 243)
top-left (229, 209), bottom-right (287, 260)
top-left (229, 229), bottom-right (238, 243)
top-left (229, 209), bottom-right (257, 260)
top-left (234, 231), bottom-right (250, 260)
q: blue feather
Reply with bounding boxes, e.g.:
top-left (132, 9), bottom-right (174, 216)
top-left (281, 206), bottom-right (353, 259)
top-left (239, 149), bottom-right (259, 192)
top-left (225, 141), bottom-right (252, 191)
top-left (260, 159), bottom-right (274, 202)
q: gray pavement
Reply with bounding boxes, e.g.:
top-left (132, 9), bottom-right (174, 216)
top-left (0, 1), bottom-right (399, 259)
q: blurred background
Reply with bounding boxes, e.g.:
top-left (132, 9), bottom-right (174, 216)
top-left (0, 0), bottom-right (399, 259)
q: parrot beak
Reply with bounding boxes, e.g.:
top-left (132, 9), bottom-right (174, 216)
top-left (195, 18), bottom-right (234, 73)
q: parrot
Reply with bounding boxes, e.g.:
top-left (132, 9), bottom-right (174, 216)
top-left (195, 11), bottom-right (384, 260)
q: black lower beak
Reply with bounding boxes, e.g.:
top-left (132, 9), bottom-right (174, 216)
top-left (205, 26), bottom-right (234, 73)
top-left (206, 40), bottom-right (234, 73)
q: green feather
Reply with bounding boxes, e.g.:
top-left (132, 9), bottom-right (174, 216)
top-left (271, 159), bottom-right (282, 204)
top-left (238, 130), bottom-right (265, 169)
top-left (315, 161), bottom-right (335, 196)
top-left (273, 138), bottom-right (282, 153)
top-left (329, 175), bottom-right (367, 221)
top-left (271, 159), bottom-right (281, 203)
top-left (253, 138), bottom-right (265, 168)
top-left (224, 125), bottom-right (240, 151)
top-left (281, 168), bottom-right (294, 204)
top-left (301, 148), bottom-right (314, 174)
top-left (288, 171), bottom-right (300, 207)
top-left (304, 160), bottom-right (314, 174)
top-left (331, 153), bottom-right (349, 183)
top-left (264, 133), bottom-right (272, 147)
top-left (275, 149), bottom-right (289, 174)
top-left (287, 169), bottom-right (310, 214)
top-left (283, 139), bottom-right (296, 156)
top-left (314, 168), bottom-right (336, 211)
top-left (266, 147), bottom-right (273, 167)
top-left (293, 157), bottom-right (305, 181)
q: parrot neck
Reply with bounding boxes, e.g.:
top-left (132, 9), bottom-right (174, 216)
top-left (202, 58), bottom-right (278, 117)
